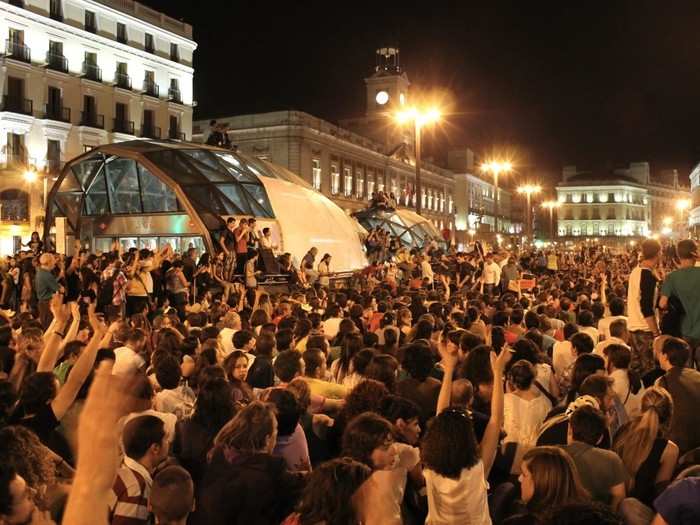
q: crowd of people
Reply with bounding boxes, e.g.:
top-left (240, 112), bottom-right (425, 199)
top-left (0, 232), bottom-right (699, 525)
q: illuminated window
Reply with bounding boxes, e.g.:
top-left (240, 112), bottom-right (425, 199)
top-left (311, 159), bottom-right (321, 190)
top-left (356, 168), bottom-right (364, 199)
top-left (343, 166), bottom-right (352, 197)
top-left (330, 165), bottom-right (340, 195)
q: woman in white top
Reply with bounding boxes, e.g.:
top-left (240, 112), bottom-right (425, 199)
top-left (605, 343), bottom-right (645, 418)
top-left (504, 360), bottom-right (552, 446)
top-left (420, 339), bottom-right (512, 525)
top-left (317, 253), bottom-right (331, 288)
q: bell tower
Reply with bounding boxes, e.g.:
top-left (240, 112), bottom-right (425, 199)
top-left (365, 47), bottom-right (410, 117)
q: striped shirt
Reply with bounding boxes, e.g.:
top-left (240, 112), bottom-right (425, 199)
top-left (108, 457), bottom-right (152, 525)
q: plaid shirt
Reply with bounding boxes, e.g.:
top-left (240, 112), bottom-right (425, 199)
top-left (108, 457), bottom-right (152, 525)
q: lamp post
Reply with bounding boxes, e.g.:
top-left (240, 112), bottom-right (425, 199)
top-left (542, 200), bottom-right (561, 242)
top-left (395, 107), bottom-right (441, 216)
top-left (480, 160), bottom-right (513, 236)
top-left (675, 198), bottom-right (691, 239)
top-left (517, 184), bottom-right (541, 244)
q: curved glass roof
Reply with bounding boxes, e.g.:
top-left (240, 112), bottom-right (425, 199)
top-left (353, 207), bottom-right (444, 249)
top-left (49, 141), bottom-right (277, 234)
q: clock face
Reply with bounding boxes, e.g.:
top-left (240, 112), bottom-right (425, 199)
top-left (375, 90), bottom-right (389, 105)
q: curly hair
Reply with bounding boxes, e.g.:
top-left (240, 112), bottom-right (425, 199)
top-left (0, 426), bottom-right (55, 494)
top-left (342, 412), bottom-right (394, 468)
top-left (296, 458), bottom-right (370, 525)
top-left (337, 380), bottom-right (389, 431)
top-left (421, 408), bottom-right (479, 479)
top-left (213, 400), bottom-right (276, 453)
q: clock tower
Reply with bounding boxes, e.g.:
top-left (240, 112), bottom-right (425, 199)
top-left (365, 47), bottom-right (410, 117)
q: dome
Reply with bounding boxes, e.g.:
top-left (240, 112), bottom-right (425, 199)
top-left (352, 207), bottom-right (444, 249)
top-left (46, 140), bottom-right (367, 272)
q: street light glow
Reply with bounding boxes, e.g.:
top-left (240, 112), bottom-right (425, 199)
top-left (662, 226), bottom-right (672, 235)
top-left (394, 106), bottom-right (441, 126)
top-left (542, 200), bottom-right (561, 210)
top-left (676, 198), bottom-right (691, 211)
top-left (662, 216), bottom-right (673, 226)
top-left (23, 169), bottom-right (37, 183)
top-left (517, 184), bottom-right (542, 195)
top-left (480, 160), bottom-right (513, 175)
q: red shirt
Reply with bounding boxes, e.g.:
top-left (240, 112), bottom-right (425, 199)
top-left (233, 225), bottom-right (249, 254)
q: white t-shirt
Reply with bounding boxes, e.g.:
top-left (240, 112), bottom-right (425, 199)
top-left (504, 391), bottom-right (552, 446)
top-left (597, 315), bottom-right (628, 340)
top-left (579, 325), bottom-right (600, 345)
top-left (610, 369), bottom-right (645, 418)
top-left (322, 317), bottom-right (343, 339)
top-left (424, 461), bottom-right (491, 525)
top-left (552, 340), bottom-right (575, 379)
top-left (112, 346), bottom-right (145, 376)
top-left (593, 337), bottom-right (630, 358)
top-left (218, 327), bottom-right (238, 359)
top-left (355, 443), bottom-right (420, 525)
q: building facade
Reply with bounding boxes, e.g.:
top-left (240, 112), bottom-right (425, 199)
top-left (556, 163), bottom-right (690, 242)
top-left (688, 163), bottom-right (700, 237)
top-left (0, 0), bottom-right (195, 253)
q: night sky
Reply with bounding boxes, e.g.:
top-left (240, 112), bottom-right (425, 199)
top-left (144, 0), bottom-right (700, 186)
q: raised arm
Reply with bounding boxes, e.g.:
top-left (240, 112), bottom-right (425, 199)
top-left (481, 347), bottom-right (511, 478)
top-left (436, 341), bottom-right (459, 415)
top-left (37, 295), bottom-right (71, 373)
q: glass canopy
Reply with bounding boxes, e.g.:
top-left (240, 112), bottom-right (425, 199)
top-left (49, 141), bottom-right (276, 235)
top-left (352, 208), bottom-right (443, 249)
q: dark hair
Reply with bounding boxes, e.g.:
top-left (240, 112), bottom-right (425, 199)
top-left (155, 354), bottom-right (181, 390)
top-left (351, 349), bottom-right (375, 376)
top-left (401, 342), bottom-right (435, 382)
top-left (605, 344), bottom-right (631, 370)
top-left (568, 354), bottom-right (606, 403)
top-left (255, 332), bottom-right (276, 357)
top-left (122, 415), bottom-right (166, 460)
top-left (223, 350), bottom-right (249, 383)
top-left (546, 502), bottom-right (623, 525)
top-left (378, 395), bottom-right (420, 425)
top-left (458, 345), bottom-right (493, 388)
top-left (570, 333), bottom-right (594, 355)
top-left (303, 348), bottom-right (325, 378)
top-left (191, 377), bottom-right (235, 434)
top-left (232, 329), bottom-right (254, 350)
top-left (364, 354), bottom-right (399, 392)
top-left (337, 380), bottom-right (389, 433)
top-left (579, 374), bottom-right (613, 409)
top-left (661, 337), bottom-right (690, 367)
top-left (342, 412), bottom-right (393, 468)
top-left (459, 331), bottom-right (484, 354)
top-left (563, 323), bottom-right (579, 340)
top-left (151, 465), bottom-right (194, 523)
top-left (18, 372), bottom-right (57, 414)
top-left (640, 239), bottom-right (661, 260)
top-left (0, 464), bottom-right (16, 516)
top-left (413, 319), bottom-right (434, 341)
top-left (608, 319), bottom-right (627, 339)
top-left (509, 359), bottom-right (536, 391)
top-left (275, 329), bottom-right (294, 352)
top-left (267, 388), bottom-right (300, 437)
top-left (511, 338), bottom-right (543, 366)
top-left (274, 350), bottom-right (303, 383)
top-left (608, 297), bottom-right (625, 317)
top-left (510, 309), bottom-right (525, 326)
top-left (577, 310), bottom-right (594, 328)
top-left (421, 409), bottom-right (479, 478)
top-left (294, 458), bottom-right (371, 525)
top-left (569, 405), bottom-right (606, 445)
top-left (524, 310), bottom-right (541, 330)
top-left (337, 332), bottom-right (363, 381)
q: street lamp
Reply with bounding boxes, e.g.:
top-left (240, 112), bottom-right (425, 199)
top-left (517, 184), bottom-right (541, 244)
top-left (542, 200), bottom-right (561, 242)
top-left (676, 198), bottom-right (691, 239)
top-left (480, 160), bottom-right (513, 236)
top-left (394, 107), bottom-right (441, 216)
top-left (24, 168), bottom-right (48, 209)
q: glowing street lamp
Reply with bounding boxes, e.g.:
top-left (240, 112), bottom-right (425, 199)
top-left (517, 184), bottom-right (542, 244)
top-left (676, 198), bottom-right (692, 239)
top-left (394, 107), bottom-right (442, 215)
top-left (24, 168), bottom-right (48, 209)
top-left (480, 160), bottom-right (513, 236)
top-left (542, 200), bottom-right (561, 242)
top-left (662, 216), bottom-right (673, 227)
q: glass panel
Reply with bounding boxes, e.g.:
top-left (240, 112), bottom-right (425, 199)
top-left (54, 192), bottom-right (82, 227)
top-left (84, 171), bottom-right (109, 215)
top-left (145, 150), bottom-right (206, 184)
top-left (58, 171), bottom-right (82, 192)
top-left (410, 225), bottom-right (425, 240)
top-left (139, 237), bottom-right (157, 250)
top-left (215, 153), bottom-right (259, 183)
top-left (181, 150), bottom-right (232, 182)
top-left (240, 183), bottom-right (274, 217)
top-left (217, 184), bottom-right (252, 215)
top-left (119, 238), bottom-right (137, 252)
top-left (50, 201), bottom-right (64, 218)
top-left (94, 237), bottom-right (113, 253)
top-left (399, 230), bottom-right (414, 245)
top-left (72, 157), bottom-right (103, 189)
top-left (106, 158), bottom-right (142, 213)
top-left (187, 185), bottom-right (232, 215)
top-left (181, 236), bottom-right (205, 257)
top-left (138, 163), bottom-right (179, 212)
top-left (159, 237), bottom-right (180, 253)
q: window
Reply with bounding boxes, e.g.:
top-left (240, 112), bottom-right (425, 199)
top-left (47, 140), bottom-right (61, 173)
top-left (114, 102), bottom-right (132, 134)
top-left (49, 0), bottom-right (63, 21)
top-left (168, 78), bottom-right (181, 102)
top-left (6, 132), bottom-right (25, 164)
top-left (367, 172), bottom-right (375, 197)
top-left (116, 22), bottom-right (127, 44)
top-left (355, 168), bottom-right (364, 198)
top-left (7, 29), bottom-right (29, 63)
top-left (311, 159), bottom-right (321, 190)
top-left (115, 62), bottom-right (130, 89)
top-left (84, 10), bottom-right (97, 33)
top-left (330, 165), bottom-right (340, 195)
top-left (106, 158), bottom-right (141, 213)
top-left (83, 51), bottom-right (101, 81)
top-left (343, 166), bottom-right (352, 197)
top-left (143, 70), bottom-right (158, 97)
top-left (0, 189), bottom-right (29, 221)
top-left (168, 115), bottom-right (180, 139)
top-left (145, 33), bottom-right (155, 53)
top-left (170, 43), bottom-right (179, 62)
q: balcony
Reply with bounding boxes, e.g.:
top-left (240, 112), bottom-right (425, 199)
top-left (80, 111), bottom-right (104, 129)
top-left (141, 125), bottom-right (161, 139)
top-left (143, 79), bottom-right (159, 98)
top-left (49, 9), bottom-right (63, 22)
top-left (44, 104), bottom-right (70, 123)
top-left (46, 51), bottom-right (68, 73)
top-left (9, 0), bottom-right (24, 7)
top-left (85, 22), bottom-right (97, 34)
top-left (113, 119), bottom-right (134, 135)
top-left (168, 128), bottom-right (185, 140)
top-left (114, 72), bottom-right (131, 90)
top-left (5, 39), bottom-right (31, 63)
top-left (1, 95), bottom-right (33, 115)
top-left (82, 62), bottom-right (102, 82)
top-left (168, 87), bottom-right (182, 103)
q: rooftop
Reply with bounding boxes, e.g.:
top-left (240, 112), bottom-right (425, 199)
top-left (96, 0), bottom-right (193, 39)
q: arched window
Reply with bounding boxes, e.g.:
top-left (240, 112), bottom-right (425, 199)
top-left (0, 189), bottom-right (29, 221)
